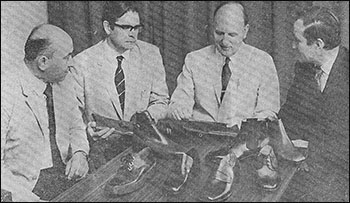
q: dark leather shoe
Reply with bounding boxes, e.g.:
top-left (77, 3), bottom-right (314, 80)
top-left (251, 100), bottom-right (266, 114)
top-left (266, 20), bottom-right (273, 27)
top-left (104, 147), bottom-right (157, 196)
top-left (131, 110), bottom-right (185, 154)
top-left (253, 144), bottom-right (281, 191)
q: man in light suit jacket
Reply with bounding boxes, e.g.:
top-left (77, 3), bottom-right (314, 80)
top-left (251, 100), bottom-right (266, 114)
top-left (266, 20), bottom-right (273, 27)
top-left (1, 24), bottom-right (89, 201)
top-left (72, 2), bottom-right (169, 169)
top-left (279, 6), bottom-right (349, 202)
top-left (168, 2), bottom-right (280, 127)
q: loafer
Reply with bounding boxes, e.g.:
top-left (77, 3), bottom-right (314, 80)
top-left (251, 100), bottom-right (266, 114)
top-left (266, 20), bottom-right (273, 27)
top-left (163, 148), bottom-right (200, 194)
top-left (199, 150), bottom-right (239, 202)
top-left (104, 147), bottom-right (157, 196)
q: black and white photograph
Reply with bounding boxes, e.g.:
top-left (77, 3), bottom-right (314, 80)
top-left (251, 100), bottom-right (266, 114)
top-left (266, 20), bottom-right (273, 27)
top-left (1, 1), bottom-right (349, 202)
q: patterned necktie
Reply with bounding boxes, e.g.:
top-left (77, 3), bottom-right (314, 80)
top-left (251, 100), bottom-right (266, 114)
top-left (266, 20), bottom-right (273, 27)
top-left (43, 83), bottom-right (64, 168)
top-left (221, 57), bottom-right (232, 102)
top-left (314, 65), bottom-right (324, 92)
top-left (115, 56), bottom-right (125, 114)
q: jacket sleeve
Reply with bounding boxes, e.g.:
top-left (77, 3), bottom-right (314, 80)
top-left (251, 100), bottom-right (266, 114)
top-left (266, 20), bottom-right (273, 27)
top-left (255, 54), bottom-right (280, 114)
top-left (168, 53), bottom-right (196, 115)
top-left (1, 79), bottom-right (41, 202)
top-left (146, 47), bottom-right (170, 120)
top-left (68, 75), bottom-right (90, 156)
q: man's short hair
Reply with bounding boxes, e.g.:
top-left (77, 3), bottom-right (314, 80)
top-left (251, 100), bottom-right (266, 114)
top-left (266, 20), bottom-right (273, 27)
top-left (102, 1), bottom-right (139, 30)
top-left (213, 1), bottom-right (249, 26)
top-left (299, 6), bottom-right (341, 50)
top-left (24, 25), bottom-right (53, 61)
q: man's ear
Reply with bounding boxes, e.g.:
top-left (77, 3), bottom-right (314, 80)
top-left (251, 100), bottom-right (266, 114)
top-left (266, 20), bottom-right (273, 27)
top-left (37, 55), bottom-right (49, 71)
top-left (315, 38), bottom-right (325, 49)
top-left (103, 20), bottom-right (112, 35)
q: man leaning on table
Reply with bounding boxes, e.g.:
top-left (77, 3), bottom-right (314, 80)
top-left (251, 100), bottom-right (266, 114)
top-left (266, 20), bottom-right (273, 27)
top-left (167, 1), bottom-right (281, 201)
top-left (279, 6), bottom-right (349, 202)
top-left (1, 24), bottom-right (89, 202)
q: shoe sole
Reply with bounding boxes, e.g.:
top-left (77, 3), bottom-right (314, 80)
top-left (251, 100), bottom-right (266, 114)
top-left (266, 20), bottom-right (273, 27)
top-left (104, 160), bottom-right (157, 196)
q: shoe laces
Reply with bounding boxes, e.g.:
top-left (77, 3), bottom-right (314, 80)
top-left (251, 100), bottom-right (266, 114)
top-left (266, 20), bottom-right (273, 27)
top-left (120, 154), bottom-right (135, 171)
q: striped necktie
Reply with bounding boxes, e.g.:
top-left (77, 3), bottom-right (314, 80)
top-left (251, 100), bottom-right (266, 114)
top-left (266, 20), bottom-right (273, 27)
top-left (115, 56), bottom-right (125, 114)
top-left (221, 57), bottom-right (231, 102)
top-left (43, 83), bottom-right (64, 168)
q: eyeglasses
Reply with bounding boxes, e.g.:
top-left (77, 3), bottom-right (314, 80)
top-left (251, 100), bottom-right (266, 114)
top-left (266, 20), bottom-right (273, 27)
top-left (114, 23), bottom-right (144, 32)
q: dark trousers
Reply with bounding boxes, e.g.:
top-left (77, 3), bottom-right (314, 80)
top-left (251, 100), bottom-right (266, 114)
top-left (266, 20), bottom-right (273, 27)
top-left (32, 166), bottom-right (77, 201)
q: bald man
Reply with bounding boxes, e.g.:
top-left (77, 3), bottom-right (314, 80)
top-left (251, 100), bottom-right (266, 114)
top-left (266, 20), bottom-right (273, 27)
top-left (168, 2), bottom-right (280, 127)
top-left (168, 2), bottom-right (281, 201)
top-left (1, 24), bottom-right (89, 201)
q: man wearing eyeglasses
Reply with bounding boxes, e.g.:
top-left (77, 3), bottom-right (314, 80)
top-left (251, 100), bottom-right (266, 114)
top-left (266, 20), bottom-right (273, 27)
top-left (72, 1), bottom-right (169, 170)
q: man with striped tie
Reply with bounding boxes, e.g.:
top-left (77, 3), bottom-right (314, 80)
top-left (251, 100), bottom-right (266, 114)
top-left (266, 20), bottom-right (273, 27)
top-left (72, 1), bottom-right (169, 170)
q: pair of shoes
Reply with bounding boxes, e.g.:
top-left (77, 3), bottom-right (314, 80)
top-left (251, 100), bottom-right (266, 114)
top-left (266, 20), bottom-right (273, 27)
top-left (199, 148), bottom-right (239, 202)
top-left (163, 148), bottom-right (200, 194)
top-left (253, 144), bottom-right (281, 191)
top-left (104, 147), bottom-right (157, 196)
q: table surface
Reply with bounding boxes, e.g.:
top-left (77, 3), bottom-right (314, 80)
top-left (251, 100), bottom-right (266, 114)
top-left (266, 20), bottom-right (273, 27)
top-left (52, 132), bottom-right (298, 202)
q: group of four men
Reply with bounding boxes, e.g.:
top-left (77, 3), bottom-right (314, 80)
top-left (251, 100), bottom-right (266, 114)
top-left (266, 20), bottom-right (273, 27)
top-left (1, 1), bottom-right (348, 202)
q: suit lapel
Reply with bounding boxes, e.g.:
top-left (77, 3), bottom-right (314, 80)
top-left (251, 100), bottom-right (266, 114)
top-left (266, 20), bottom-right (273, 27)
top-left (96, 59), bottom-right (124, 120)
top-left (21, 84), bottom-right (47, 137)
top-left (124, 47), bottom-right (144, 120)
top-left (211, 51), bottom-right (223, 107)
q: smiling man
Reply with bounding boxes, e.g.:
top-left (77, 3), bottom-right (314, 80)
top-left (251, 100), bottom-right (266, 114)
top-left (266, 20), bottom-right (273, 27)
top-left (167, 2), bottom-right (281, 200)
top-left (168, 1), bottom-right (280, 127)
top-left (72, 1), bottom-right (169, 170)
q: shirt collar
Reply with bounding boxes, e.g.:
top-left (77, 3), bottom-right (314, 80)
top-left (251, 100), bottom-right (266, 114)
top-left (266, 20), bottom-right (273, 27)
top-left (320, 46), bottom-right (339, 75)
top-left (103, 39), bottom-right (131, 62)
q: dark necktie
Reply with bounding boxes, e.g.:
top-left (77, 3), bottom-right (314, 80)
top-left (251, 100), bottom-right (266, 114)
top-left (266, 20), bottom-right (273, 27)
top-left (115, 56), bottom-right (125, 114)
top-left (221, 57), bottom-right (232, 102)
top-left (43, 83), bottom-right (64, 168)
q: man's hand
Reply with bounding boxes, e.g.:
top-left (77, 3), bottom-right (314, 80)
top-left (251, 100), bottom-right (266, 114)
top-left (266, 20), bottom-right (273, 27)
top-left (87, 121), bottom-right (115, 141)
top-left (168, 105), bottom-right (192, 120)
top-left (65, 151), bottom-right (89, 180)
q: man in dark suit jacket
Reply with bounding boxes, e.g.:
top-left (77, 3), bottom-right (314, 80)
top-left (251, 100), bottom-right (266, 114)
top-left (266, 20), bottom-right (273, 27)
top-left (279, 6), bottom-right (349, 202)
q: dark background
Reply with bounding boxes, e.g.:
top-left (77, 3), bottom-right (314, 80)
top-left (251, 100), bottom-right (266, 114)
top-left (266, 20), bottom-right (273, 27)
top-left (47, 1), bottom-right (349, 105)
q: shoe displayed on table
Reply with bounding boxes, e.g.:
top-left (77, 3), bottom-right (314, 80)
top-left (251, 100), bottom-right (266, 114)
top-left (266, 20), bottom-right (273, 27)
top-left (253, 144), bottom-right (281, 191)
top-left (199, 149), bottom-right (239, 202)
top-left (104, 147), bottom-right (157, 196)
top-left (163, 148), bottom-right (200, 194)
top-left (131, 110), bottom-right (183, 154)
